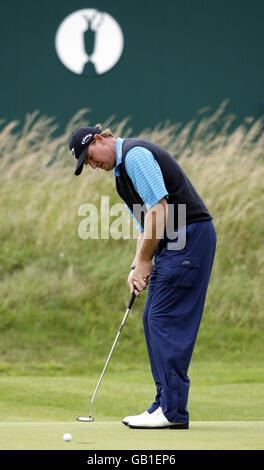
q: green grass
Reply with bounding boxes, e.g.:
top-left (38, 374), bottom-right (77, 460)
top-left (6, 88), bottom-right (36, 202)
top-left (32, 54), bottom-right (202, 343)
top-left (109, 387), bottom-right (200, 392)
top-left (1, 363), bottom-right (263, 423)
top-left (0, 106), bottom-right (263, 374)
top-left (0, 363), bottom-right (263, 449)
top-left (1, 421), bottom-right (263, 450)
top-left (0, 321), bottom-right (263, 376)
top-left (0, 107), bottom-right (263, 449)
top-left (0, 365), bottom-right (263, 421)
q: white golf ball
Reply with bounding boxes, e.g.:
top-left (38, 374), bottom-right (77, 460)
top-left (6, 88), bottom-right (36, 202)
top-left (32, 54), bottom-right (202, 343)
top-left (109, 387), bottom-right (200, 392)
top-left (63, 432), bottom-right (72, 442)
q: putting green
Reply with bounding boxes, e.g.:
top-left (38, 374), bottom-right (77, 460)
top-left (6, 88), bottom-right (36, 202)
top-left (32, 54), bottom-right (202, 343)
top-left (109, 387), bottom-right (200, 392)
top-left (0, 421), bottom-right (263, 450)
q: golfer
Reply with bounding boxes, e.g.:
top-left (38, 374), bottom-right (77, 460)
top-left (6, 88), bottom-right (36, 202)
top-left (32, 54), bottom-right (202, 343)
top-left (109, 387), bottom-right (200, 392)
top-left (69, 125), bottom-right (217, 429)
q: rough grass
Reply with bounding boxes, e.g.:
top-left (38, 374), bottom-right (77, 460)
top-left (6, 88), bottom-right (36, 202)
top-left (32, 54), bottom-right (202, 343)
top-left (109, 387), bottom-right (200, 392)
top-left (0, 102), bottom-right (263, 373)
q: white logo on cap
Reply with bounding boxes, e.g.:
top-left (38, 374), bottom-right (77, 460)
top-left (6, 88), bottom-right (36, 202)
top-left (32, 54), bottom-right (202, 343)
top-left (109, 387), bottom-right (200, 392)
top-left (71, 147), bottom-right (75, 156)
top-left (81, 133), bottom-right (92, 145)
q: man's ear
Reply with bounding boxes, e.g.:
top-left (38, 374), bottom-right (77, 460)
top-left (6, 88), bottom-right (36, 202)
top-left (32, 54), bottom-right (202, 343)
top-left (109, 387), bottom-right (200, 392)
top-left (93, 134), bottom-right (103, 143)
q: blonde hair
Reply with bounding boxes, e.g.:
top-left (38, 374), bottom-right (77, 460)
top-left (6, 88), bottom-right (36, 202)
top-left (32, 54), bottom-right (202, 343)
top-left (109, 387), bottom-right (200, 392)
top-left (95, 123), bottom-right (113, 138)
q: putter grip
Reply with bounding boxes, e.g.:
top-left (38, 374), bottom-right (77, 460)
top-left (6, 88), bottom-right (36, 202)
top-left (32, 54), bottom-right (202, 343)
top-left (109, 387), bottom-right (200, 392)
top-left (128, 292), bottom-right (136, 309)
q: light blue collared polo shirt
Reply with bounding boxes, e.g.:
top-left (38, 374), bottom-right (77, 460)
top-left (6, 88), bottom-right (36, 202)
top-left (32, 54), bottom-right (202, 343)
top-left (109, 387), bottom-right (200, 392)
top-left (115, 137), bottom-right (168, 233)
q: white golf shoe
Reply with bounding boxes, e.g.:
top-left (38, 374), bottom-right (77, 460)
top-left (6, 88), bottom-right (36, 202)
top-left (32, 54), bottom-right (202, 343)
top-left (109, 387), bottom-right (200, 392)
top-left (126, 407), bottom-right (189, 429)
top-left (122, 407), bottom-right (162, 426)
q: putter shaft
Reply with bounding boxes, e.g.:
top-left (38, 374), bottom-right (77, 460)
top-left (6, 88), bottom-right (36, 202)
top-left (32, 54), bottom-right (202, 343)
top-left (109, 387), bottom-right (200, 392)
top-left (89, 293), bottom-right (136, 416)
top-left (77, 292), bottom-right (136, 421)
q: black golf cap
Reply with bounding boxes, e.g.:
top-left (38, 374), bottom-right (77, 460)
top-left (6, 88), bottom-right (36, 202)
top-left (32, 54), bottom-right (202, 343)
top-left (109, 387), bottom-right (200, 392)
top-left (69, 126), bottom-right (102, 176)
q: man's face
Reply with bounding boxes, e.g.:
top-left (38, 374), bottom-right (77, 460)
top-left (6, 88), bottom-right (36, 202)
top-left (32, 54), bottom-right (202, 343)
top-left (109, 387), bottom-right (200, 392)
top-left (84, 135), bottom-right (115, 171)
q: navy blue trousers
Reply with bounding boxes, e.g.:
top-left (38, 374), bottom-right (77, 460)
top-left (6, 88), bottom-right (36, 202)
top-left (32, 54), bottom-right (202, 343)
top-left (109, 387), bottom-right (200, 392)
top-left (143, 220), bottom-right (217, 423)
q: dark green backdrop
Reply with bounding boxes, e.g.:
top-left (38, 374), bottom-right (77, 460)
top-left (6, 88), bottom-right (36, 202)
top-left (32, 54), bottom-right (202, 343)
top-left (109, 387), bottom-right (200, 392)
top-left (1, 0), bottom-right (264, 132)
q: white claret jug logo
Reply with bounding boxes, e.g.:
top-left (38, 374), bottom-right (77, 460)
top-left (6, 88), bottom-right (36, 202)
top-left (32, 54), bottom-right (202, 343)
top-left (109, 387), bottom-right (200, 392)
top-left (55, 9), bottom-right (124, 76)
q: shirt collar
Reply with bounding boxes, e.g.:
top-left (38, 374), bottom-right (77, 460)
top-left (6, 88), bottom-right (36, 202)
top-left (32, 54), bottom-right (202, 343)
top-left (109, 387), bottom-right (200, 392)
top-left (115, 137), bottom-right (124, 175)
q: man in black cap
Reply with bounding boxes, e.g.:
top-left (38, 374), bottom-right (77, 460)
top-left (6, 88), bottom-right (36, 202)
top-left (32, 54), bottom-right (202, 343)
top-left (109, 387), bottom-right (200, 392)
top-left (70, 125), bottom-right (123, 174)
top-left (69, 125), bottom-right (217, 429)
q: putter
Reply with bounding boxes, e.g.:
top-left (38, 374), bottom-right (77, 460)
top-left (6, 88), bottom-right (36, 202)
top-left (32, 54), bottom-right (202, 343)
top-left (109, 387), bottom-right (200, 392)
top-left (76, 291), bottom-right (137, 422)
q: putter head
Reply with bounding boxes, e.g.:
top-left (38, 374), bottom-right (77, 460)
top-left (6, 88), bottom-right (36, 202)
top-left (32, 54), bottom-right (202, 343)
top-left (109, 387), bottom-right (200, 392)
top-left (76, 415), bottom-right (94, 422)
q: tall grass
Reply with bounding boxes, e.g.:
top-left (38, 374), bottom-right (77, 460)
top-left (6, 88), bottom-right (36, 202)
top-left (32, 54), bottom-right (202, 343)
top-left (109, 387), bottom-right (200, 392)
top-left (0, 102), bottom-right (263, 372)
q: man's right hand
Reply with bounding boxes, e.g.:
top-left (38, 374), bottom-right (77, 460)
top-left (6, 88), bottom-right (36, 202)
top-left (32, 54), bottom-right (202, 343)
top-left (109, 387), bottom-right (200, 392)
top-left (127, 264), bottom-right (151, 297)
top-left (128, 269), bottom-right (139, 296)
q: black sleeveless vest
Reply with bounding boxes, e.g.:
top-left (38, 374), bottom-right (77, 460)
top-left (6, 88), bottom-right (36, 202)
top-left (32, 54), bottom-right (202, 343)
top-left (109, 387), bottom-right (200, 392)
top-left (115, 138), bottom-right (212, 234)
